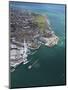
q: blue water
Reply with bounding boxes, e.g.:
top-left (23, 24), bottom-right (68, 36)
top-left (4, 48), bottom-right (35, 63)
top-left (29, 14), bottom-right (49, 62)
top-left (10, 2), bottom-right (66, 88)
